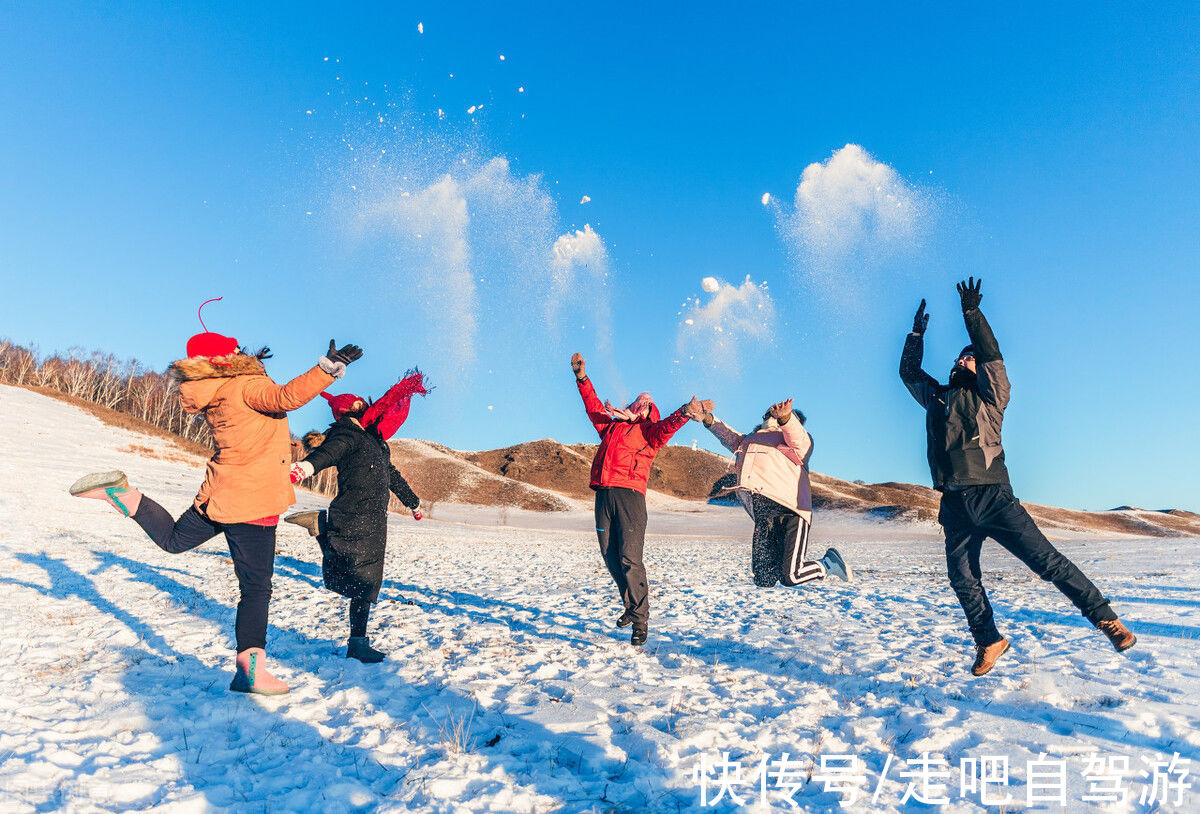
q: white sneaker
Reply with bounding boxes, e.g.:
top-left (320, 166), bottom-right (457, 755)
top-left (820, 547), bottom-right (853, 582)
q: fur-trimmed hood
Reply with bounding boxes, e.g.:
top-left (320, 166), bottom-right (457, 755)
top-left (171, 354), bottom-right (268, 414)
top-left (170, 353), bottom-right (266, 382)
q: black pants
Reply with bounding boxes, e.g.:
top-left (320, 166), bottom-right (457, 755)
top-left (311, 512), bottom-right (374, 638)
top-left (594, 487), bottom-right (649, 627)
top-left (749, 494), bottom-right (825, 587)
top-left (940, 483), bottom-right (1116, 647)
top-left (132, 497), bottom-right (277, 653)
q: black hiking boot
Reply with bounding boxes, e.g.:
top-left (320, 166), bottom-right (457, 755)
top-left (616, 611), bottom-right (634, 628)
top-left (630, 626), bottom-right (648, 647)
top-left (346, 636), bottom-right (386, 663)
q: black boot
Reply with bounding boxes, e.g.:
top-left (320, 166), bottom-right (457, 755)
top-left (346, 636), bottom-right (386, 663)
top-left (630, 626), bottom-right (647, 647)
top-left (616, 611), bottom-right (634, 628)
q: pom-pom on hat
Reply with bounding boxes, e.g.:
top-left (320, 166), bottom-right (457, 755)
top-left (186, 297), bottom-right (238, 361)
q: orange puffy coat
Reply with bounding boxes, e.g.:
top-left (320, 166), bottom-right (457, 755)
top-left (171, 354), bottom-right (335, 523)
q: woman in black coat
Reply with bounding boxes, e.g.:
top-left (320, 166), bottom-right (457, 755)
top-left (287, 374), bottom-right (427, 662)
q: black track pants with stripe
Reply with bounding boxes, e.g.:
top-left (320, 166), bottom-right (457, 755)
top-left (594, 487), bottom-right (650, 626)
top-left (749, 493), bottom-right (825, 587)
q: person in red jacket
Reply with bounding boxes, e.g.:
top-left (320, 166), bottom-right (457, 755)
top-left (571, 352), bottom-right (709, 646)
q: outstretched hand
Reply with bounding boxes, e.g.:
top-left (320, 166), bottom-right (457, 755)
top-left (570, 352), bottom-right (586, 380)
top-left (327, 339), bottom-right (364, 366)
top-left (683, 396), bottom-right (712, 421)
top-left (956, 277), bottom-right (982, 312)
top-left (769, 398), bottom-right (794, 423)
top-left (912, 299), bottom-right (929, 335)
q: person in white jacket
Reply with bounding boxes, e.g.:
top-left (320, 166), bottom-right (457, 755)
top-left (703, 398), bottom-right (852, 586)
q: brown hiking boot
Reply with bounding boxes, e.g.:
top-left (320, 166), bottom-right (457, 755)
top-left (1095, 618), bottom-right (1137, 652)
top-left (971, 638), bottom-right (1010, 676)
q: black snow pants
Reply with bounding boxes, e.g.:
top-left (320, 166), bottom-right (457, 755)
top-left (594, 487), bottom-right (649, 627)
top-left (310, 513), bottom-right (374, 638)
top-left (132, 497), bottom-right (277, 653)
top-left (749, 493), bottom-right (826, 587)
top-left (939, 483), bottom-right (1116, 647)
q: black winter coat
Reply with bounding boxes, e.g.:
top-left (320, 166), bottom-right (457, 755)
top-left (302, 417), bottom-right (420, 601)
top-left (900, 307), bottom-right (1013, 490)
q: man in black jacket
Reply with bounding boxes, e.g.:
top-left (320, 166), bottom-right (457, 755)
top-left (900, 278), bottom-right (1136, 676)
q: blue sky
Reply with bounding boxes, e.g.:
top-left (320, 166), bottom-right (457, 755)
top-left (3, 2), bottom-right (1198, 511)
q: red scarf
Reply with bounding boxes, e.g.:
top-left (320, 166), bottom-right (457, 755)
top-left (362, 370), bottom-right (429, 440)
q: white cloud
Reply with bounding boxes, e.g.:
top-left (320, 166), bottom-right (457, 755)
top-left (366, 175), bottom-right (477, 372)
top-left (333, 124), bottom-right (614, 386)
top-left (548, 224), bottom-right (613, 356)
top-left (774, 144), bottom-right (931, 284)
top-left (676, 276), bottom-right (775, 379)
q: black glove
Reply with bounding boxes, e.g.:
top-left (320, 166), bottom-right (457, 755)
top-left (911, 299), bottom-right (929, 335)
top-left (327, 339), bottom-right (363, 366)
top-left (956, 277), bottom-right (982, 312)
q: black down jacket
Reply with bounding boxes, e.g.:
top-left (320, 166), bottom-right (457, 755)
top-left (900, 306), bottom-right (1012, 490)
top-left (302, 417), bottom-right (420, 601)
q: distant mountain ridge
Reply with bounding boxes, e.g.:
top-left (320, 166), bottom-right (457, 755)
top-left (15, 381), bottom-right (1194, 538)
top-left (386, 437), bottom-right (1200, 538)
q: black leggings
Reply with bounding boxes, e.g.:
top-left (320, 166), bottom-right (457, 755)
top-left (132, 497), bottom-right (277, 653)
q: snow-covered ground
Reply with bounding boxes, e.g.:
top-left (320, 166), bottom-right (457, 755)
top-left (1, 383), bottom-right (1197, 812)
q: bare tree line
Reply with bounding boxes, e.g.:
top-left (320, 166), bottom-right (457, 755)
top-left (0, 339), bottom-right (216, 446)
top-left (0, 338), bottom-right (353, 502)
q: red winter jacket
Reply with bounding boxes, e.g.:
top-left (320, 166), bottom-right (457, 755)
top-left (576, 376), bottom-right (689, 494)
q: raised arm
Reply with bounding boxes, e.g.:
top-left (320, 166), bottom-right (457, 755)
top-left (243, 366), bottom-right (334, 414)
top-left (958, 278), bottom-right (1010, 410)
top-left (242, 339), bottom-right (362, 414)
top-left (703, 415), bottom-right (745, 454)
top-left (771, 399), bottom-right (813, 460)
top-left (572, 353), bottom-right (612, 436)
top-left (899, 299), bottom-right (939, 408)
top-left (646, 394), bottom-right (707, 450)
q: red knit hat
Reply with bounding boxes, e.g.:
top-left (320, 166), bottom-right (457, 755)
top-left (321, 391), bottom-right (366, 420)
top-left (186, 298), bottom-right (238, 361)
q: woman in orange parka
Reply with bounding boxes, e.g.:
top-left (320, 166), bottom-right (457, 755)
top-left (71, 300), bottom-right (363, 695)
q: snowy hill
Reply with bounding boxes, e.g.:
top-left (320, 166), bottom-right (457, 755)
top-left (2, 383), bottom-right (1199, 812)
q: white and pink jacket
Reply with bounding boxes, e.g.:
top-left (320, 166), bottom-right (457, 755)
top-left (706, 415), bottom-right (814, 521)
